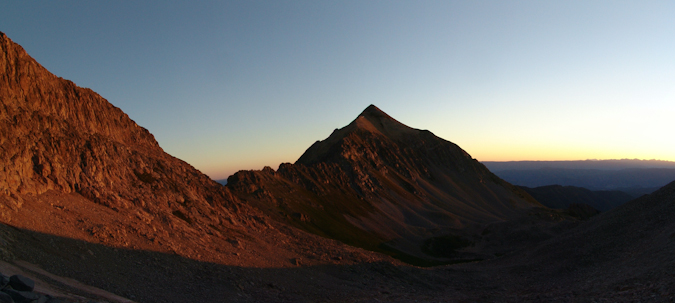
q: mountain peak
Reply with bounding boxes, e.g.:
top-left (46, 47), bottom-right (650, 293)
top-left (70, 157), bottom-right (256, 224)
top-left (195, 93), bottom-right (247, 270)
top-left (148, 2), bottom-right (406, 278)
top-left (356, 104), bottom-right (403, 128)
top-left (349, 104), bottom-right (415, 137)
top-left (297, 105), bottom-right (416, 165)
top-left (359, 104), bottom-right (391, 119)
top-left (236, 104), bottom-right (541, 262)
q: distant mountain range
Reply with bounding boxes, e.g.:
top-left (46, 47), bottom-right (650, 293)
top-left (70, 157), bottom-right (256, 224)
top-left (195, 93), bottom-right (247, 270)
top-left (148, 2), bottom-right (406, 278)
top-left (483, 159), bottom-right (675, 171)
top-left (518, 185), bottom-right (634, 212)
top-left (483, 160), bottom-right (675, 196)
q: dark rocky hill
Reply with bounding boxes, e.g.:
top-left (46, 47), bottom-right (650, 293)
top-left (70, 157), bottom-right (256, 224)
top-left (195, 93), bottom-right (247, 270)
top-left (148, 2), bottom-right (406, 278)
top-left (519, 185), bottom-right (634, 211)
top-left (228, 105), bottom-right (543, 263)
top-left (478, 179), bottom-right (675, 300)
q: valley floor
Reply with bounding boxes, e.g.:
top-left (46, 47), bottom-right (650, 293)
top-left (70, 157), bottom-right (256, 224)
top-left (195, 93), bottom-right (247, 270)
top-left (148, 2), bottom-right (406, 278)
top-left (1, 185), bottom-right (673, 303)
top-left (2, 218), bottom-right (673, 303)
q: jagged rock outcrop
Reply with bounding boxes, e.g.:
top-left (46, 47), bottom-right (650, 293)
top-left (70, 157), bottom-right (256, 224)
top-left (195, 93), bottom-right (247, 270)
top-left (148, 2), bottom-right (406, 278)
top-left (0, 31), bottom-right (243, 231)
top-left (228, 105), bottom-right (542, 262)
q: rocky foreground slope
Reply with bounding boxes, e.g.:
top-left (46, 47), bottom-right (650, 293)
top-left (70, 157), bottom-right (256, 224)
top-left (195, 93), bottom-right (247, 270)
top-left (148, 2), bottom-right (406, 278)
top-left (457, 180), bottom-right (675, 301)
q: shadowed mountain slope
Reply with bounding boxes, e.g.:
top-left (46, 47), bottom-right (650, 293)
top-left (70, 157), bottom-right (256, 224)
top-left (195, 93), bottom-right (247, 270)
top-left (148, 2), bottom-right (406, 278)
top-left (480, 180), bottom-right (675, 299)
top-left (228, 105), bottom-right (542, 263)
top-left (518, 185), bottom-right (634, 211)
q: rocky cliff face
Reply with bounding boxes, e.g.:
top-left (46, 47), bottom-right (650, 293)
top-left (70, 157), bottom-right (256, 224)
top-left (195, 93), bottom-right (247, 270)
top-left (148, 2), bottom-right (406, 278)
top-left (228, 105), bottom-right (541, 263)
top-left (0, 32), bottom-right (238, 227)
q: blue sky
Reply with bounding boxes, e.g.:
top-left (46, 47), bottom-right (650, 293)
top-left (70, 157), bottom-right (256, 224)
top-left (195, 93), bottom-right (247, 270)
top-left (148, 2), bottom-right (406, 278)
top-left (2, 1), bottom-right (674, 179)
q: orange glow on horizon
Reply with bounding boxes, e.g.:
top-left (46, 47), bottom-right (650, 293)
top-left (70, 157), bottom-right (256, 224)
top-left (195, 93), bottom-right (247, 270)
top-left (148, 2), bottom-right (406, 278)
top-left (462, 143), bottom-right (675, 163)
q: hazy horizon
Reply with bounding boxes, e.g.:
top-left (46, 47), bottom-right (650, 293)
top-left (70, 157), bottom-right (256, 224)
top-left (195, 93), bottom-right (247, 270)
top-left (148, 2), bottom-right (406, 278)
top-left (2, 1), bottom-right (673, 179)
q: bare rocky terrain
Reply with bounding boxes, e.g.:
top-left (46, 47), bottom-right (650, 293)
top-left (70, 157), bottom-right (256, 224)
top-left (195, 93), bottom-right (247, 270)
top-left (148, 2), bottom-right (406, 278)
top-left (0, 31), bottom-right (674, 302)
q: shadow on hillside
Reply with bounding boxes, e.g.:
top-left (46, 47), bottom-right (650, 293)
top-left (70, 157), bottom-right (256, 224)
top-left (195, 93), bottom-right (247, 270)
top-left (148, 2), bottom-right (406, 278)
top-left (0, 208), bottom-right (595, 302)
top-left (0, 225), bottom-right (496, 303)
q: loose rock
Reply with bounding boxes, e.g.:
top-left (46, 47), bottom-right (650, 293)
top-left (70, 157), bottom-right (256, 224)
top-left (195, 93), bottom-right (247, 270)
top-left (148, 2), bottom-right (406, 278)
top-left (5, 289), bottom-right (39, 303)
top-left (9, 275), bottom-right (35, 292)
top-left (0, 291), bottom-right (12, 303)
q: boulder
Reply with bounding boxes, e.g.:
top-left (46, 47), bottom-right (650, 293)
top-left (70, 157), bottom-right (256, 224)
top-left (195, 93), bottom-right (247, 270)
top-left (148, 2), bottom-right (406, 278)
top-left (0, 274), bottom-right (9, 289)
top-left (0, 291), bottom-right (13, 303)
top-left (4, 289), bottom-right (39, 303)
top-left (8, 275), bottom-right (34, 292)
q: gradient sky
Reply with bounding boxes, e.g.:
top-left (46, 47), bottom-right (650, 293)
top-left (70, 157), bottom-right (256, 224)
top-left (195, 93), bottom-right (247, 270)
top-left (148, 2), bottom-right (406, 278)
top-left (1, 1), bottom-right (674, 180)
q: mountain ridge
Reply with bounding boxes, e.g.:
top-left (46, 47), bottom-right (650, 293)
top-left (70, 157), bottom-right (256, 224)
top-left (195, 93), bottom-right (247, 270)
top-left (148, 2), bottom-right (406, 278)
top-left (228, 104), bottom-right (542, 263)
top-left (483, 159), bottom-right (675, 171)
top-left (491, 167), bottom-right (675, 193)
top-left (518, 184), bottom-right (634, 211)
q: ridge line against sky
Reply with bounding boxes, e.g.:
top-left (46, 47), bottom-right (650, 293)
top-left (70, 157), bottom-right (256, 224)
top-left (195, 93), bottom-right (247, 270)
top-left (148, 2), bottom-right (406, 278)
top-left (1, 1), bottom-right (674, 179)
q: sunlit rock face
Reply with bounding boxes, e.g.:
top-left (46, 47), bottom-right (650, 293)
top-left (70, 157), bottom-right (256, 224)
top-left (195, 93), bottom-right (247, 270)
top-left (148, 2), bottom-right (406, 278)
top-left (0, 31), bottom-right (242, 232)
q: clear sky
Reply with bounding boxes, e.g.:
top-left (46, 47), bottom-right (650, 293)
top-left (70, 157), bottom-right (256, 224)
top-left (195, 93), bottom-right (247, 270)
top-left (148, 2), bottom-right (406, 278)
top-left (2, 1), bottom-right (674, 180)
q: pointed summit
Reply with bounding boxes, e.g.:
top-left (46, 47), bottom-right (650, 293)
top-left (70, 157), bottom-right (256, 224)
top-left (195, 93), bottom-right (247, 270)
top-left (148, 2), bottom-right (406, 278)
top-left (297, 105), bottom-right (416, 164)
top-left (359, 104), bottom-right (392, 120)
top-left (352, 104), bottom-right (413, 136)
